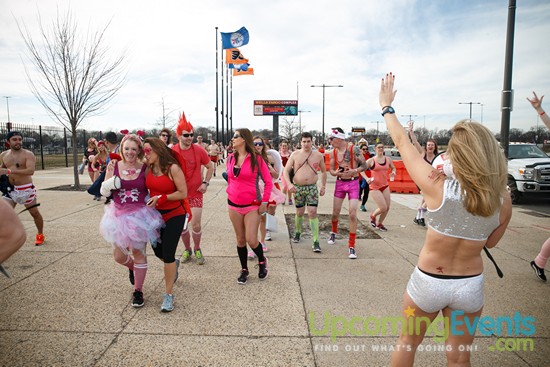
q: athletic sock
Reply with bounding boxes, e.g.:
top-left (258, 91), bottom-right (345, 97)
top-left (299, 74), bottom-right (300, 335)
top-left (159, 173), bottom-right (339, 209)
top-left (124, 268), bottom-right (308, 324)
top-left (331, 220), bottom-right (338, 234)
top-left (237, 246), bottom-right (248, 270)
top-left (192, 230), bottom-right (202, 251)
top-left (252, 242), bottom-right (265, 262)
top-left (133, 262), bottom-right (148, 291)
top-left (349, 233), bottom-right (356, 248)
top-left (419, 208), bottom-right (426, 219)
top-left (295, 215), bottom-right (304, 234)
top-left (181, 229), bottom-right (192, 250)
top-left (310, 217), bottom-right (319, 242)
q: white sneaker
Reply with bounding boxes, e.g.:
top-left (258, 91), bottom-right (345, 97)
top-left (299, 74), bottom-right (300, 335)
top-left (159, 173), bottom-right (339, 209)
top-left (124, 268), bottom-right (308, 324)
top-left (265, 230), bottom-right (272, 241)
top-left (248, 250), bottom-right (255, 259)
top-left (348, 247), bottom-right (357, 259)
top-left (327, 232), bottom-right (336, 245)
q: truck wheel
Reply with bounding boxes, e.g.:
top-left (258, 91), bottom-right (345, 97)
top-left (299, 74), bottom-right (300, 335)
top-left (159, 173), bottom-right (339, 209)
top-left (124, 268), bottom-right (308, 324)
top-left (507, 178), bottom-right (521, 204)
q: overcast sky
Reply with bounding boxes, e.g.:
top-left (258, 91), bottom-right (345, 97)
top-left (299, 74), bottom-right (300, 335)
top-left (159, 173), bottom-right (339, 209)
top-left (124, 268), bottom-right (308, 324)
top-left (1, 0), bottom-right (549, 137)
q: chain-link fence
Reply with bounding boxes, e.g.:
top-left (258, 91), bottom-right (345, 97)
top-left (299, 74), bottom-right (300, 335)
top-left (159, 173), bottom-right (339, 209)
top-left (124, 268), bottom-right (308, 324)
top-left (1, 122), bottom-right (107, 170)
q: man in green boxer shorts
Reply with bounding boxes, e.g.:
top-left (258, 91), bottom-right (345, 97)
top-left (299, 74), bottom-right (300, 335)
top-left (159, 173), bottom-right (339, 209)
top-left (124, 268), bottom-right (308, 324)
top-left (283, 132), bottom-right (327, 252)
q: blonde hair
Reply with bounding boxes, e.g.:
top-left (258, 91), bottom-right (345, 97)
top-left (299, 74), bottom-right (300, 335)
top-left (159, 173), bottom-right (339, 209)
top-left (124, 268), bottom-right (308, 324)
top-left (446, 120), bottom-right (507, 217)
top-left (120, 134), bottom-right (144, 162)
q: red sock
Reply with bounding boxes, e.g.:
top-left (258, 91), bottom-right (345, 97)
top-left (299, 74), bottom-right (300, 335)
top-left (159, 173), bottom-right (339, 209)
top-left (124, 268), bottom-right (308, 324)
top-left (181, 229), bottom-right (191, 250)
top-left (349, 233), bottom-right (356, 248)
top-left (331, 220), bottom-right (338, 233)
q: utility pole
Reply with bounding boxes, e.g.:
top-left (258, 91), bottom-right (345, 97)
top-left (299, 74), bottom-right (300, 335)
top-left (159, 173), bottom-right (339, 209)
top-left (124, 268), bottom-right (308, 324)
top-left (310, 84), bottom-right (343, 144)
top-left (297, 109), bottom-right (311, 135)
top-left (4, 96), bottom-right (11, 122)
top-left (458, 102), bottom-right (481, 120)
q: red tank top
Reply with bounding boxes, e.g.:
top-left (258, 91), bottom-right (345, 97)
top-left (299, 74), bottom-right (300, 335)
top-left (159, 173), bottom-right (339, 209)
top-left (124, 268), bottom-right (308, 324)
top-left (146, 170), bottom-right (186, 221)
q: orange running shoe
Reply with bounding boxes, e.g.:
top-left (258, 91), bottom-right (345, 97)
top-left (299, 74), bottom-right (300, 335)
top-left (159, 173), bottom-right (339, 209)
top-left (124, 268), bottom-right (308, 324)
top-left (35, 233), bottom-right (45, 246)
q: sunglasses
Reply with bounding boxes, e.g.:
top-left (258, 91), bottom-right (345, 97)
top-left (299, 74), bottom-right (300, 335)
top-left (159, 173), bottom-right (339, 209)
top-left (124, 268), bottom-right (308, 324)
top-left (143, 147), bottom-right (153, 154)
top-left (233, 134), bottom-right (241, 139)
top-left (160, 134), bottom-right (169, 138)
top-left (362, 148), bottom-right (368, 151)
top-left (254, 142), bottom-right (264, 147)
top-left (181, 133), bottom-right (194, 138)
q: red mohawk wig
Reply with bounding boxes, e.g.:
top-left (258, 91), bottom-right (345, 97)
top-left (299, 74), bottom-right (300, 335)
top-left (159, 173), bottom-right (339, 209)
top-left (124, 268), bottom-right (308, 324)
top-left (176, 112), bottom-right (193, 137)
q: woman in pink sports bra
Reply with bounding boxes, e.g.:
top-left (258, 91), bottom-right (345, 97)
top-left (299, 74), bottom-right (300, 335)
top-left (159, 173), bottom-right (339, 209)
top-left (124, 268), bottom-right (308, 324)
top-left (365, 143), bottom-right (396, 231)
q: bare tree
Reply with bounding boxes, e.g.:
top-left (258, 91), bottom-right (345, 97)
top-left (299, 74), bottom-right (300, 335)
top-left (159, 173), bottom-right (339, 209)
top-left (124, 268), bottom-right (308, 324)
top-left (17, 10), bottom-right (126, 188)
top-left (280, 116), bottom-right (301, 146)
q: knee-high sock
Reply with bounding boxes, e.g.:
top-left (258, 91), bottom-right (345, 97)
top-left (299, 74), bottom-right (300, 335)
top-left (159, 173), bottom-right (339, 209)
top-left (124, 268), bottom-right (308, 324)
top-left (181, 229), bottom-right (191, 250)
top-left (331, 220), bottom-right (338, 234)
top-left (535, 237), bottom-right (550, 268)
top-left (348, 233), bottom-right (356, 248)
top-left (237, 246), bottom-right (248, 270)
top-left (252, 242), bottom-right (265, 262)
top-left (295, 214), bottom-right (304, 234)
top-left (133, 262), bottom-right (148, 291)
top-left (310, 217), bottom-right (319, 242)
top-left (192, 230), bottom-right (202, 250)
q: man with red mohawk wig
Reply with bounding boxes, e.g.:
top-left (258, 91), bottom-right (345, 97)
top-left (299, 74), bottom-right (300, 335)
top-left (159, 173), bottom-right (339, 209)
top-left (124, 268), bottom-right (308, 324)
top-left (172, 112), bottom-right (214, 265)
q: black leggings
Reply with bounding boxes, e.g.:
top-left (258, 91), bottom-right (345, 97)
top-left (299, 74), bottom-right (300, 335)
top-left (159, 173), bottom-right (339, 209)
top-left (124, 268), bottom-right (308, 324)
top-left (359, 180), bottom-right (370, 206)
top-left (152, 214), bottom-right (185, 263)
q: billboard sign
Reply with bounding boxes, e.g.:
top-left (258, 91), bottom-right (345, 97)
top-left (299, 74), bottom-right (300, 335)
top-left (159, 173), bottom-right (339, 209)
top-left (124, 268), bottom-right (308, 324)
top-left (254, 100), bottom-right (298, 116)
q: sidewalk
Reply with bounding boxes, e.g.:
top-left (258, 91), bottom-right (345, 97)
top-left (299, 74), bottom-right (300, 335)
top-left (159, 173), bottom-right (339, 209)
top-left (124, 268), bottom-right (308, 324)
top-left (0, 167), bottom-right (549, 366)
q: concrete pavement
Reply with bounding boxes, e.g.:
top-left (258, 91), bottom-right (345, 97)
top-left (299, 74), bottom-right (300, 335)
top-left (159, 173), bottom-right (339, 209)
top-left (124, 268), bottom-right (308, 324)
top-left (1, 167), bottom-right (549, 367)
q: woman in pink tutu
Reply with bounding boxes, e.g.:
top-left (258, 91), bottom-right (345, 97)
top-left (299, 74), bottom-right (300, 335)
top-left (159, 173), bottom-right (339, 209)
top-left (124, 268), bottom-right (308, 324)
top-left (99, 134), bottom-right (163, 308)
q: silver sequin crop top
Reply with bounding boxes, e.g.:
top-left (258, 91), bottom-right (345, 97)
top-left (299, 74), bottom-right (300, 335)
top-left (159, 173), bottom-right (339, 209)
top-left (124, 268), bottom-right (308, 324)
top-left (427, 179), bottom-right (500, 241)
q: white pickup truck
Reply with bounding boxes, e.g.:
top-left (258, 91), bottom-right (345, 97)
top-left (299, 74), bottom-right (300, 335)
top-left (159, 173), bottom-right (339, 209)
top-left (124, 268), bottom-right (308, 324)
top-left (507, 143), bottom-right (550, 204)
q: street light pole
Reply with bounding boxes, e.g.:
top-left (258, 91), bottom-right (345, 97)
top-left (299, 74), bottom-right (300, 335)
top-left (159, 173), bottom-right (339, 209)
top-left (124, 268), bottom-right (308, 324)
top-left (297, 109), bottom-right (311, 135)
top-left (480, 103), bottom-right (484, 124)
top-left (311, 84), bottom-right (343, 144)
top-left (458, 102), bottom-right (481, 120)
top-left (401, 114), bottom-right (418, 125)
top-left (4, 96), bottom-right (11, 122)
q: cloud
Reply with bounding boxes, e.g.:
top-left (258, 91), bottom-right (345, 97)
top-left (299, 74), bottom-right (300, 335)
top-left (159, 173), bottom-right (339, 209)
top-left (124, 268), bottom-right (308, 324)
top-left (0, 0), bottom-right (549, 137)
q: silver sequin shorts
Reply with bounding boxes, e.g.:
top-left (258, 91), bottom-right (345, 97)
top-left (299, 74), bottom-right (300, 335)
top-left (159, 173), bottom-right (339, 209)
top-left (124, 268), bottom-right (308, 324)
top-left (406, 267), bottom-right (484, 314)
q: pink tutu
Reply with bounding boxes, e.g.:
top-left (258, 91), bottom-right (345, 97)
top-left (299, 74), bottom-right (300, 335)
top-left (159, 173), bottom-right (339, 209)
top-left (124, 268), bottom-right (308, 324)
top-left (100, 204), bottom-right (163, 252)
top-left (259, 181), bottom-right (286, 205)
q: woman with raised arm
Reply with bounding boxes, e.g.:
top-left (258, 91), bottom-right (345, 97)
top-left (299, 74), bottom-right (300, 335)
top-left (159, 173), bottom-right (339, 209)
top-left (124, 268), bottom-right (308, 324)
top-left (380, 73), bottom-right (512, 367)
top-left (527, 91), bottom-right (550, 282)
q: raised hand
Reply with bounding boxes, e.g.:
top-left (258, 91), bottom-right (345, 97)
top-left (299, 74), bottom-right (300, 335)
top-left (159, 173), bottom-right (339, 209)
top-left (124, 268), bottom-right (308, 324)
top-left (527, 91), bottom-right (544, 110)
top-left (379, 72), bottom-right (397, 108)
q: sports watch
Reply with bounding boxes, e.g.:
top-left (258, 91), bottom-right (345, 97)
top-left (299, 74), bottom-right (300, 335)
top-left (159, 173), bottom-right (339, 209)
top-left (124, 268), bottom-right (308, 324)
top-left (381, 106), bottom-right (395, 116)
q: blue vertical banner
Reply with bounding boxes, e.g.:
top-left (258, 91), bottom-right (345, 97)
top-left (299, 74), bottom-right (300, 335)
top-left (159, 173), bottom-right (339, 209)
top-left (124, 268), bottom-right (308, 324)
top-left (221, 27), bottom-right (249, 49)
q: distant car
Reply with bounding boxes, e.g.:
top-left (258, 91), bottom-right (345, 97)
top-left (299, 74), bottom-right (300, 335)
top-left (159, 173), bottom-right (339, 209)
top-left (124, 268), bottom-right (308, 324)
top-left (368, 145), bottom-right (376, 156)
top-left (390, 147), bottom-right (400, 157)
